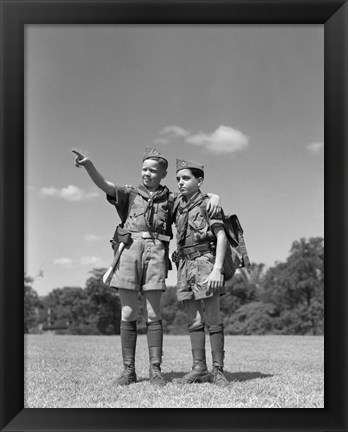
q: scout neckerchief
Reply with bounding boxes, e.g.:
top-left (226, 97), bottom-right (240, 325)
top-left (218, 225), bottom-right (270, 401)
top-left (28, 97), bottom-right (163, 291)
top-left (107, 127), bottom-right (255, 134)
top-left (176, 191), bottom-right (206, 246)
top-left (137, 184), bottom-right (170, 229)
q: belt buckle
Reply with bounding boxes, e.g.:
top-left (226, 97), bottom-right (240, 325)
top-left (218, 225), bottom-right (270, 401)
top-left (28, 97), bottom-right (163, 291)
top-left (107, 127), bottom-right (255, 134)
top-left (158, 233), bottom-right (170, 242)
top-left (141, 232), bottom-right (153, 239)
top-left (189, 251), bottom-right (200, 260)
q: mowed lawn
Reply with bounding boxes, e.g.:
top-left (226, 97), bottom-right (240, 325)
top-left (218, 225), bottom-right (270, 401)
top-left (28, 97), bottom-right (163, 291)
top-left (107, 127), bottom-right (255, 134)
top-left (24, 334), bottom-right (324, 408)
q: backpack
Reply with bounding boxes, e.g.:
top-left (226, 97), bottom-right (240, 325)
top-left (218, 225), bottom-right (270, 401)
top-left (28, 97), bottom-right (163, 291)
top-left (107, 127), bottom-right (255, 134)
top-left (200, 203), bottom-right (250, 281)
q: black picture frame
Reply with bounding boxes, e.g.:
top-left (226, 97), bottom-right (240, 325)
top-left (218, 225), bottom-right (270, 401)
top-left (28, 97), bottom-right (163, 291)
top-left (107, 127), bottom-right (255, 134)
top-left (1, 0), bottom-right (347, 431)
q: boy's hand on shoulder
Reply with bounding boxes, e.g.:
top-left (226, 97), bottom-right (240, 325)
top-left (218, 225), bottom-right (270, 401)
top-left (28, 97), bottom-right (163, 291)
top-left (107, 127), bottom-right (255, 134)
top-left (206, 193), bottom-right (222, 218)
top-left (72, 149), bottom-right (90, 168)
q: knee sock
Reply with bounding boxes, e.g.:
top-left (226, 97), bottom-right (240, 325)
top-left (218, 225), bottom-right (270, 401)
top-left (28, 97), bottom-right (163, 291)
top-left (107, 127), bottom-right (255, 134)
top-left (146, 320), bottom-right (163, 348)
top-left (121, 320), bottom-right (137, 353)
top-left (188, 323), bottom-right (205, 350)
top-left (208, 323), bottom-right (224, 353)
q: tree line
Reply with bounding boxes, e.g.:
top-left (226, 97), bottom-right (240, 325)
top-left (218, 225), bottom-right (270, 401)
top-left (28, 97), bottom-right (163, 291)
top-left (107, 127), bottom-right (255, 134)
top-left (25, 237), bottom-right (324, 335)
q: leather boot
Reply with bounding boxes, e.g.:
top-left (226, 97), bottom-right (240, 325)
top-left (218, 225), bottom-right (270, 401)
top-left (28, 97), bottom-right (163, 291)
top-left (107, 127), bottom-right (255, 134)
top-left (116, 348), bottom-right (137, 386)
top-left (211, 351), bottom-right (229, 387)
top-left (172, 349), bottom-right (212, 384)
top-left (149, 346), bottom-right (167, 386)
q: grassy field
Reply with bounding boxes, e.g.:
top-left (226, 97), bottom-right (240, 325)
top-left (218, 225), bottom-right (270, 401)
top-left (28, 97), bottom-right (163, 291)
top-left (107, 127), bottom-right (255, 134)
top-left (24, 334), bottom-right (324, 408)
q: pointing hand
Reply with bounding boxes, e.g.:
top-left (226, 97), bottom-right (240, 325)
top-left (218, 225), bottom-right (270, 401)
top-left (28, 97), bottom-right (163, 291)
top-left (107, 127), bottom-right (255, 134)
top-left (72, 149), bottom-right (89, 168)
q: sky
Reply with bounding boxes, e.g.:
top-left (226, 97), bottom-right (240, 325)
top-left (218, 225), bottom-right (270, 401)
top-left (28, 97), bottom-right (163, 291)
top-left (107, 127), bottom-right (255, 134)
top-left (25, 25), bottom-right (324, 297)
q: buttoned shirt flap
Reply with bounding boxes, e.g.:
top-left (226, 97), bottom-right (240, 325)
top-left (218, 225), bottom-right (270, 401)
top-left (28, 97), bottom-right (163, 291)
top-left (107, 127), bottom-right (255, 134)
top-left (124, 195), bottom-right (147, 231)
top-left (124, 193), bottom-right (170, 233)
top-left (187, 208), bottom-right (207, 232)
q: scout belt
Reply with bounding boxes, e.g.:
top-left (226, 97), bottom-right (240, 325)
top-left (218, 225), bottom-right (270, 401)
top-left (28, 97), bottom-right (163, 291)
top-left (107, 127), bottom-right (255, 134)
top-left (176, 242), bottom-right (213, 261)
top-left (130, 231), bottom-right (171, 242)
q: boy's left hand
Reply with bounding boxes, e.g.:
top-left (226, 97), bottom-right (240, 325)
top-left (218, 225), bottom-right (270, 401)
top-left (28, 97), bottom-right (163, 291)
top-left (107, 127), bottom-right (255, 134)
top-left (205, 268), bottom-right (224, 295)
top-left (206, 194), bottom-right (222, 218)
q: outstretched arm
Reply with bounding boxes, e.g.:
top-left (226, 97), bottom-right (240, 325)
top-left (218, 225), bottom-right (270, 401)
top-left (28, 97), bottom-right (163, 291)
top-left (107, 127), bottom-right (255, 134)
top-left (72, 150), bottom-right (115, 197)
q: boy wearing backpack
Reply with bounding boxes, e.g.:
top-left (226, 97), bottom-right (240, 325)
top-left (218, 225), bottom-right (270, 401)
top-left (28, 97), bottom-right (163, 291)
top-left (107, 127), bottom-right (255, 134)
top-left (72, 147), bottom-right (220, 387)
top-left (172, 158), bottom-right (230, 387)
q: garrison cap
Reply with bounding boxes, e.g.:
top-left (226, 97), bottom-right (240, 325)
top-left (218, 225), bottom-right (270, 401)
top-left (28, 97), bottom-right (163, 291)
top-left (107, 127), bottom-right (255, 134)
top-left (143, 146), bottom-right (167, 163)
top-left (176, 158), bottom-right (204, 173)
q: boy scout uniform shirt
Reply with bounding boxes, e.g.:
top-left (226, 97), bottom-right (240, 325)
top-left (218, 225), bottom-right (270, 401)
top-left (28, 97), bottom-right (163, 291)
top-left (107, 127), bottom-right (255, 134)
top-left (106, 184), bottom-right (173, 292)
top-left (175, 191), bottom-right (226, 301)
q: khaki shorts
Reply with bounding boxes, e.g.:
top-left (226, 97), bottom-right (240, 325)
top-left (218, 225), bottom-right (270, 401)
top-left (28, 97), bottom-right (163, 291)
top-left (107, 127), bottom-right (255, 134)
top-left (176, 252), bottom-right (226, 301)
top-left (110, 237), bottom-right (167, 292)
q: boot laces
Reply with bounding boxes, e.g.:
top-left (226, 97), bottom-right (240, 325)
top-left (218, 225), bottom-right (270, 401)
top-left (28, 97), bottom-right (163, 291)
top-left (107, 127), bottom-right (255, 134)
top-left (150, 363), bottom-right (167, 385)
top-left (151, 363), bottom-right (166, 381)
top-left (122, 363), bottom-right (135, 376)
top-left (151, 363), bottom-right (162, 376)
top-left (213, 365), bottom-right (227, 382)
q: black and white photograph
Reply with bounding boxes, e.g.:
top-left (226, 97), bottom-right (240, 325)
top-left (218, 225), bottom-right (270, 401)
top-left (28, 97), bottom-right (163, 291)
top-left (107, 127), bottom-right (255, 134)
top-left (1, 0), bottom-right (347, 430)
top-left (24, 24), bottom-right (324, 408)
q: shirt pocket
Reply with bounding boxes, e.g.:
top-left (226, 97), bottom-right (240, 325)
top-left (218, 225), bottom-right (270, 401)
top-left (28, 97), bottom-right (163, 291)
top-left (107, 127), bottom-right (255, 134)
top-left (130, 207), bottom-right (144, 219)
top-left (187, 211), bottom-right (209, 242)
top-left (188, 211), bottom-right (206, 231)
top-left (127, 207), bottom-right (145, 230)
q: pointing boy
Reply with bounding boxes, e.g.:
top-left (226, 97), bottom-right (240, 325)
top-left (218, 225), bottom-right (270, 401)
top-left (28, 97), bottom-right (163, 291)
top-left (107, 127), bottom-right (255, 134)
top-left (72, 148), bottom-right (220, 386)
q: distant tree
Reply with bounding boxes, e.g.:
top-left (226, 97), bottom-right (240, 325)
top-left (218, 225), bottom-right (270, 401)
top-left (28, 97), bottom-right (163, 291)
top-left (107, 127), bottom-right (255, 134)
top-left (161, 287), bottom-right (187, 334)
top-left (225, 301), bottom-right (279, 335)
top-left (261, 237), bottom-right (324, 334)
top-left (46, 286), bottom-right (89, 324)
top-left (262, 237), bottom-right (324, 309)
top-left (24, 274), bottom-right (42, 333)
top-left (221, 263), bottom-right (266, 332)
top-left (84, 268), bottom-right (121, 335)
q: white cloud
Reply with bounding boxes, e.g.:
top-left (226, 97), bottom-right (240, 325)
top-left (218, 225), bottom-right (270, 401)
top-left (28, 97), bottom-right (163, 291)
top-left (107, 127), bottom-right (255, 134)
top-left (306, 142), bottom-right (323, 154)
top-left (186, 126), bottom-right (249, 154)
top-left (83, 234), bottom-right (109, 242)
top-left (155, 125), bottom-right (190, 144)
top-left (53, 258), bottom-right (73, 268)
top-left (85, 191), bottom-right (99, 199)
top-left (60, 185), bottom-right (85, 201)
top-left (53, 256), bottom-right (104, 268)
top-left (39, 185), bottom-right (99, 201)
top-left (161, 126), bottom-right (190, 137)
top-left (79, 256), bottom-right (104, 267)
top-left (40, 187), bottom-right (59, 197)
top-left (84, 234), bottom-right (106, 242)
top-left (155, 125), bottom-right (249, 154)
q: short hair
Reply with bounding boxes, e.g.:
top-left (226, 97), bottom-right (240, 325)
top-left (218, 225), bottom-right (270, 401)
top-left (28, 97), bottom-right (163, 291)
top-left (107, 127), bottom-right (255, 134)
top-left (190, 168), bottom-right (204, 179)
top-left (147, 157), bottom-right (168, 171)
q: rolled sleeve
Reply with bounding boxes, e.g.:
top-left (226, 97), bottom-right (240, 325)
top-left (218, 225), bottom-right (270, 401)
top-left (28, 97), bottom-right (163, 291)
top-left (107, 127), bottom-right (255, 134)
top-left (106, 186), bottom-right (132, 220)
top-left (208, 215), bottom-right (224, 228)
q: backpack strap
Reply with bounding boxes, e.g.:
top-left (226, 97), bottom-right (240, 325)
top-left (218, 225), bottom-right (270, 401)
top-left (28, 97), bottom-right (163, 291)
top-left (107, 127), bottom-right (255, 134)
top-left (198, 197), bottom-right (216, 229)
top-left (230, 215), bottom-right (250, 267)
top-left (171, 192), bottom-right (181, 222)
top-left (121, 188), bottom-right (137, 228)
top-left (111, 188), bottom-right (137, 246)
top-left (165, 193), bottom-right (176, 239)
top-left (112, 186), bottom-right (137, 228)
top-left (199, 202), bottom-right (250, 268)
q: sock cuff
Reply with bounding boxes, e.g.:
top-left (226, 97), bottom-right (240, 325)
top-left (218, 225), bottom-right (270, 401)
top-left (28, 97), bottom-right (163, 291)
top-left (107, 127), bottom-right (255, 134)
top-left (121, 320), bottom-right (137, 331)
top-left (207, 323), bottom-right (224, 334)
top-left (188, 323), bottom-right (205, 333)
top-left (146, 320), bottom-right (163, 329)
